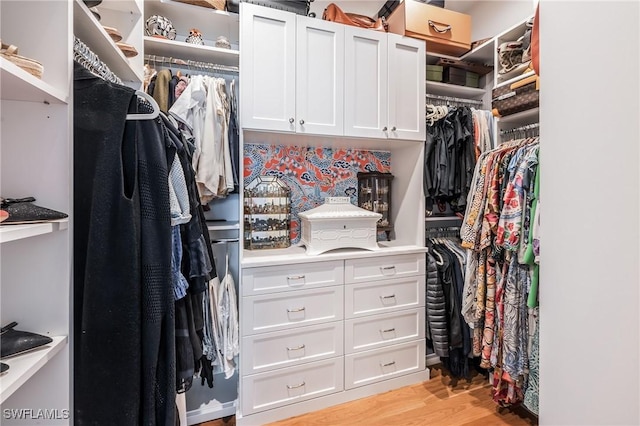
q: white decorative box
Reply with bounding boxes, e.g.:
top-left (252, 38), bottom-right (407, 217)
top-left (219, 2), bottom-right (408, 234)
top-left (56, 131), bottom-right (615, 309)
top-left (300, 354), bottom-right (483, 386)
top-left (298, 197), bottom-right (382, 256)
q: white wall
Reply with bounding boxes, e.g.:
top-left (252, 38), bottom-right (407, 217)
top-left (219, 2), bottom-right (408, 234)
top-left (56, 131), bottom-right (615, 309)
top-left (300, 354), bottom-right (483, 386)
top-left (540, 1), bottom-right (640, 425)
top-left (462, 0), bottom-right (533, 41)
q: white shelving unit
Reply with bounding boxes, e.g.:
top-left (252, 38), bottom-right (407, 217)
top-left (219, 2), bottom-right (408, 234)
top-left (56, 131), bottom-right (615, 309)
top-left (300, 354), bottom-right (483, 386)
top-left (207, 221), bottom-right (240, 231)
top-left (1, 1), bottom-right (71, 423)
top-left (144, 36), bottom-right (239, 66)
top-left (74, 0), bottom-right (144, 86)
top-left (145, 0), bottom-right (239, 49)
top-left (0, 336), bottom-right (68, 404)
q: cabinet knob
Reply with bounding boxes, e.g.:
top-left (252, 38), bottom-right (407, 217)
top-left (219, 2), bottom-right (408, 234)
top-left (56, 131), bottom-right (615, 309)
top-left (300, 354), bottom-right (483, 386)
top-left (382, 126), bottom-right (388, 131)
top-left (299, 119), bottom-right (305, 125)
top-left (391, 126), bottom-right (397, 131)
top-left (289, 117), bottom-right (295, 124)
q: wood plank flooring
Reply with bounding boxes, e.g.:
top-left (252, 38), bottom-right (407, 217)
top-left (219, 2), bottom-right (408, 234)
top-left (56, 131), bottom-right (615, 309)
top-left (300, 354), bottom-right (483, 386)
top-left (198, 365), bottom-right (537, 426)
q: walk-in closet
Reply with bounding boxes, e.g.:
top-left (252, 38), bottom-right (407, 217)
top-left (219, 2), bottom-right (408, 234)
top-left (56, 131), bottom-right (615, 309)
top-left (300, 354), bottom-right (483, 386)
top-left (0, 1), bottom-right (638, 425)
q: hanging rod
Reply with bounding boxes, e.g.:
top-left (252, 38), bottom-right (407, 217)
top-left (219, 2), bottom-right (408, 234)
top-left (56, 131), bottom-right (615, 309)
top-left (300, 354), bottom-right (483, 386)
top-left (426, 93), bottom-right (484, 106)
top-left (500, 122), bottom-right (540, 135)
top-left (74, 36), bottom-right (122, 85)
top-left (144, 54), bottom-right (239, 73)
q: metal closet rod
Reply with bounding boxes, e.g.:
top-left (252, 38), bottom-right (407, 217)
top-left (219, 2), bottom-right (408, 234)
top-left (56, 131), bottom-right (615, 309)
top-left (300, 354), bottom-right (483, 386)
top-left (425, 93), bottom-right (484, 106)
top-left (144, 54), bottom-right (239, 73)
top-left (500, 122), bottom-right (540, 135)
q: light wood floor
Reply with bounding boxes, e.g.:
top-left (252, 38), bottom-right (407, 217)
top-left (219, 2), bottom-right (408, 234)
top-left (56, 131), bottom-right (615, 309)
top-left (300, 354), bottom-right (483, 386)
top-left (199, 365), bottom-right (537, 426)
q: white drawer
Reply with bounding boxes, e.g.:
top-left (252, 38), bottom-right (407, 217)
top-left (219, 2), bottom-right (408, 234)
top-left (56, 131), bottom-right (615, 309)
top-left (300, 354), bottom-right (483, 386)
top-left (242, 321), bottom-right (344, 374)
top-left (345, 308), bottom-right (425, 354)
top-left (242, 261), bottom-right (344, 296)
top-left (344, 275), bottom-right (425, 318)
top-left (241, 358), bottom-right (344, 415)
top-left (344, 340), bottom-right (426, 390)
top-left (345, 254), bottom-right (425, 284)
top-left (242, 286), bottom-right (344, 335)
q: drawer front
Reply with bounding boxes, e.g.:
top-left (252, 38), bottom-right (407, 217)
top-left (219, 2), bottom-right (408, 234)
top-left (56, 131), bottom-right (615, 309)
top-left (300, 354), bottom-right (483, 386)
top-left (241, 358), bottom-right (344, 415)
top-left (405, 0), bottom-right (471, 47)
top-left (242, 321), bottom-right (344, 374)
top-left (242, 261), bottom-right (344, 296)
top-left (242, 286), bottom-right (344, 335)
top-left (345, 308), bottom-right (424, 354)
top-left (345, 340), bottom-right (425, 390)
top-left (345, 254), bottom-right (425, 284)
top-left (344, 276), bottom-right (425, 318)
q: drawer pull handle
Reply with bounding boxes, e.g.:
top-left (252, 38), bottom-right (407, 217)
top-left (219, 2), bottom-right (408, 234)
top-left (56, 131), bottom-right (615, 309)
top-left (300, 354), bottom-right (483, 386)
top-left (380, 294), bottom-right (396, 300)
top-left (380, 266), bottom-right (396, 274)
top-left (428, 20), bottom-right (452, 34)
top-left (286, 381), bottom-right (306, 389)
top-left (287, 275), bottom-right (306, 281)
top-left (286, 344), bottom-right (306, 351)
top-left (381, 361), bottom-right (396, 367)
top-left (287, 306), bottom-right (306, 313)
top-left (381, 328), bottom-right (396, 333)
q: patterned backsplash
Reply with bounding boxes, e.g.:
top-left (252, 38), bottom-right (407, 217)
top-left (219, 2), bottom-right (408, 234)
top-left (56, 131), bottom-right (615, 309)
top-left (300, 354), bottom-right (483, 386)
top-left (244, 144), bottom-right (392, 244)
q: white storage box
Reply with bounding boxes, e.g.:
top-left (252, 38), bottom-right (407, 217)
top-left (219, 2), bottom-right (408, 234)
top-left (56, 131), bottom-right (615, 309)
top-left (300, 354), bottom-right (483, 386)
top-left (299, 197), bottom-right (382, 256)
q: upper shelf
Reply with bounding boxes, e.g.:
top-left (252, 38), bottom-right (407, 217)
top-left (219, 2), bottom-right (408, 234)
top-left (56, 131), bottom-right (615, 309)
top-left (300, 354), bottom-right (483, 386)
top-left (0, 58), bottom-right (68, 104)
top-left (427, 37), bottom-right (495, 66)
top-left (144, 36), bottom-right (240, 66)
top-left (426, 81), bottom-right (486, 100)
top-left (145, 0), bottom-right (240, 48)
top-left (73, 0), bottom-right (144, 84)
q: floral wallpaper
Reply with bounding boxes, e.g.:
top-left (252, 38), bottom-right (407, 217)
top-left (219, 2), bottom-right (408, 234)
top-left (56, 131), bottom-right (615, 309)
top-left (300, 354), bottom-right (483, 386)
top-left (244, 144), bottom-right (392, 244)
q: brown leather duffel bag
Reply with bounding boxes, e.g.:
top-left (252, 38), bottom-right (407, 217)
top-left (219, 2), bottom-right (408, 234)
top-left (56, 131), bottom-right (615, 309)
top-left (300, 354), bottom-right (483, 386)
top-left (322, 3), bottom-right (388, 32)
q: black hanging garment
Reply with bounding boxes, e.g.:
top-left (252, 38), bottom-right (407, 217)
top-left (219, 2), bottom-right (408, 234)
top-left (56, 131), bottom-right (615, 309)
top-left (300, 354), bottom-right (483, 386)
top-left (74, 62), bottom-right (175, 425)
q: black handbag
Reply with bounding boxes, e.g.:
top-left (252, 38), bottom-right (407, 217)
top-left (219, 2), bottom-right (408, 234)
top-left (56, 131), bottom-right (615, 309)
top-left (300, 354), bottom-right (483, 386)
top-left (1, 322), bottom-right (53, 358)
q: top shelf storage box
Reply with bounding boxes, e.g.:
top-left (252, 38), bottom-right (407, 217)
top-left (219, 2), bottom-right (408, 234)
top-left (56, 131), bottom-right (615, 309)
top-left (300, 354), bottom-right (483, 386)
top-left (387, 0), bottom-right (471, 57)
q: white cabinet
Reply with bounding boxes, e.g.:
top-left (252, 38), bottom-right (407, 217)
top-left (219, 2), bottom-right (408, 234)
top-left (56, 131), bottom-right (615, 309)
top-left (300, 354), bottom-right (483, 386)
top-left (241, 3), bottom-right (296, 132)
top-left (239, 251), bottom-right (428, 423)
top-left (387, 33), bottom-right (426, 141)
top-left (295, 16), bottom-right (344, 135)
top-left (242, 3), bottom-right (424, 141)
top-left (241, 3), bottom-right (344, 135)
top-left (344, 27), bottom-right (425, 141)
top-left (344, 26), bottom-right (388, 139)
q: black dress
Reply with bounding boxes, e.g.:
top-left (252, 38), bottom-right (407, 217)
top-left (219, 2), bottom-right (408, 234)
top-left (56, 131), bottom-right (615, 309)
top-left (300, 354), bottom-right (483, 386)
top-left (74, 62), bottom-right (175, 425)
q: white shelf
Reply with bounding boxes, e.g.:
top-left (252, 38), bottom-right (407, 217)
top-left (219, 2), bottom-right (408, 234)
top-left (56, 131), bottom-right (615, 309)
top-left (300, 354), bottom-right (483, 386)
top-left (0, 219), bottom-right (69, 244)
top-left (426, 81), bottom-right (486, 99)
top-left (73, 0), bottom-right (144, 84)
top-left (207, 221), bottom-right (240, 231)
top-left (496, 66), bottom-right (534, 88)
top-left (0, 336), bottom-right (67, 404)
top-left (460, 38), bottom-right (495, 64)
top-left (497, 107), bottom-right (540, 125)
top-left (0, 58), bottom-right (68, 104)
top-left (145, 0), bottom-right (240, 47)
top-left (144, 37), bottom-right (240, 67)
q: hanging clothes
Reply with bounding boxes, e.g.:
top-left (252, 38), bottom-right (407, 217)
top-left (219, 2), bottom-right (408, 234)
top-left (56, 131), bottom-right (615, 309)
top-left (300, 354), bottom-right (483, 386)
top-left (424, 106), bottom-right (477, 215)
top-left (459, 135), bottom-right (540, 408)
top-left (74, 62), bottom-right (175, 426)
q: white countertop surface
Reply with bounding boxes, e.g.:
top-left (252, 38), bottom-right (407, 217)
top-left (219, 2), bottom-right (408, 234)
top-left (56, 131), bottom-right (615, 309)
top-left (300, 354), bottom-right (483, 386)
top-left (241, 243), bottom-right (427, 268)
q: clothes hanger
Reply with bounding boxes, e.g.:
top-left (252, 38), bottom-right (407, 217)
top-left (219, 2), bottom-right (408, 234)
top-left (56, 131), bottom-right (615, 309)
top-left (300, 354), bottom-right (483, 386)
top-left (126, 90), bottom-right (160, 120)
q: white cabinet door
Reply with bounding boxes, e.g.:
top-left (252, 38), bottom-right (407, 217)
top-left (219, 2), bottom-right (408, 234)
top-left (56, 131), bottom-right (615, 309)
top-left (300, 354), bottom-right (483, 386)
top-left (344, 26), bottom-right (388, 139)
top-left (241, 3), bottom-right (296, 132)
top-left (387, 33), bottom-right (426, 141)
top-left (296, 16), bottom-right (344, 136)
